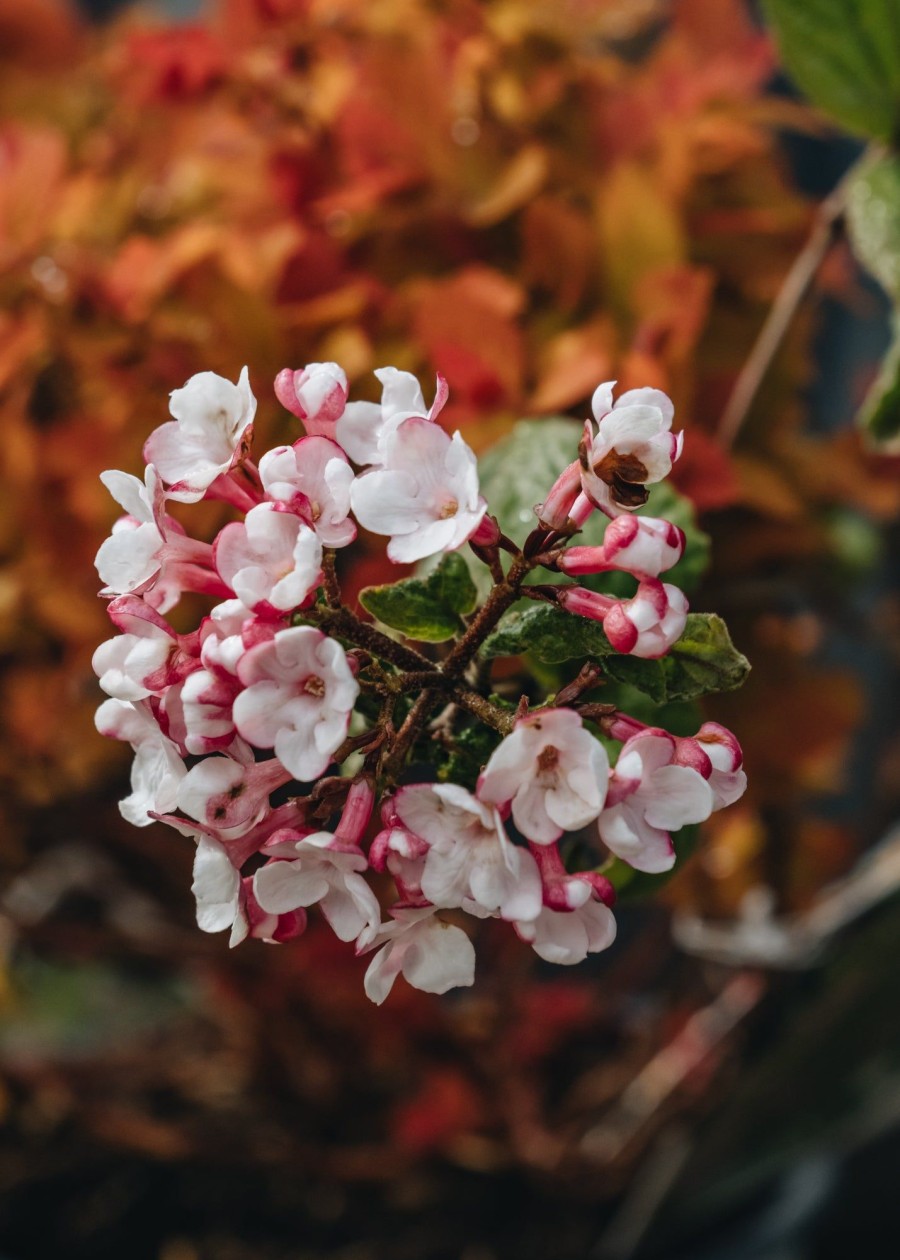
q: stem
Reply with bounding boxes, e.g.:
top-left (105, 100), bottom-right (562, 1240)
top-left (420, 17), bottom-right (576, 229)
top-left (441, 579), bottom-right (519, 678)
top-left (307, 605), bottom-right (435, 673)
top-left (321, 549), bottom-right (341, 608)
top-left (381, 687), bottom-right (439, 778)
top-left (717, 155), bottom-right (868, 449)
top-left (374, 549), bottom-right (546, 765)
top-left (441, 549), bottom-right (536, 679)
top-left (452, 687), bottom-right (515, 734)
top-left (309, 532), bottom-right (558, 782)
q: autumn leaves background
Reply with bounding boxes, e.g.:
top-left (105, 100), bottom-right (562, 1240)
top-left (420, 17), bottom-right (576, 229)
top-left (1, 1), bottom-right (900, 1256)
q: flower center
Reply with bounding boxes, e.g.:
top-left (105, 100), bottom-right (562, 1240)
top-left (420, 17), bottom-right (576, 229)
top-left (537, 745), bottom-right (560, 774)
top-left (303, 674), bottom-right (326, 697)
top-left (439, 499), bottom-right (459, 519)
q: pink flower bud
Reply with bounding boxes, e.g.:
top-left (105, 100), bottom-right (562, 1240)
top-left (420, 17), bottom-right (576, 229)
top-left (557, 586), bottom-right (616, 623)
top-left (560, 515), bottom-right (685, 579)
top-left (537, 460), bottom-right (582, 530)
top-left (529, 841), bottom-right (616, 910)
top-left (274, 362), bottom-right (348, 437)
top-left (602, 579), bottom-right (688, 659)
top-left (684, 722), bottom-right (747, 809)
top-left (334, 777), bottom-right (375, 846)
top-left (470, 514), bottom-right (501, 547)
top-left (242, 876), bottom-right (307, 943)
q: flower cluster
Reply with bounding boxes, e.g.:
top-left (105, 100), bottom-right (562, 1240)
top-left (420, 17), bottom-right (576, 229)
top-left (94, 364), bottom-right (746, 1003)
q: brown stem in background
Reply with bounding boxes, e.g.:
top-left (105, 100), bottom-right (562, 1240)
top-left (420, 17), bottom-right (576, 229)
top-left (716, 155), bottom-right (869, 449)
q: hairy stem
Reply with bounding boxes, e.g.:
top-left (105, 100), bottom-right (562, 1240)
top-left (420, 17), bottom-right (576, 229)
top-left (308, 605), bottom-right (435, 674)
top-left (321, 549), bottom-right (342, 608)
top-left (441, 551), bottom-right (535, 679)
top-left (381, 688), bottom-right (440, 778)
top-left (314, 537), bottom-right (554, 784)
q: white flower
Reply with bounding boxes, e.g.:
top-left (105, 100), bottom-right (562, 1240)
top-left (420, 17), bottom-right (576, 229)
top-left (395, 782), bottom-right (542, 922)
top-left (93, 596), bottom-right (183, 701)
top-left (259, 437), bottom-right (356, 548)
top-left (214, 503), bottom-right (322, 615)
top-left (274, 362), bottom-right (348, 438)
top-left (361, 906), bottom-right (476, 1005)
top-left (192, 836), bottom-right (306, 948)
top-left (253, 830), bottom-right (381, 943)
top-left (95, 465), bottom-right (225, 612)
top-left (477, 709), bottom-right (609, 845)
top-left (94, 466), bottom-right (168, 599)
top-left (597, 730), bottom-right (713, 873)
top-left (192, 834), bottom-right (248, 946)
top-left (95, 698), bottom-right (186, 827)
top-left (516, 897), bottom-right (617, 965)
top-left (580, 381), bottom-right (682, 514)
top-left (694, 722), bottom-right (748, 810)
top-left (232, 626), bottom-right (359, 781)
top-left (350, 418), bottom-right (487, 564)
top-left (143, 367), bottom-right (256, 502)
top-left (335, 366), bottom-right (447, 466)
top-left (176, 753), bottom-right (292, 836)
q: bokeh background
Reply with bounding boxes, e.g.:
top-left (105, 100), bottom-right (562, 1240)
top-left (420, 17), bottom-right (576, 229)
top-left (2, 1), bottom-right (900, 1256)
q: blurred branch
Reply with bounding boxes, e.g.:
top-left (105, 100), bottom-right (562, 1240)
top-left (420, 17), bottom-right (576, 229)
top-left (674, 823), bottom-right (900, 968)
top-left (717, 153), bottom-right (873, 449)
top-left (580, 973), bottom-right (766, 1166)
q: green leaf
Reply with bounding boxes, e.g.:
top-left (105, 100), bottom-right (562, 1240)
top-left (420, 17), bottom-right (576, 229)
top-left (482, 605), bottom-right (749, 702)
top-left (436, 721), bottom-right (503, 791)
top-left (847, 159), bottom-right (900, 449)
top-left (359, 552), bottom-right (477, 642)
top-left (476, 418), bottom-right (710, 594)
top-left (481, 603), bottom-right (616, 663)
top-left (663, 614), bottom-right (751, 701)
top-left (603, 653), bottom-right (668, 703)
top-left (478, 418), bottom-right (585, 544)
top-left (763, 0), bottom-right (900, 142)
top-left (847, 154), bottom-right (900, 302)
top-left (856, 321), bottom-right (900, 450)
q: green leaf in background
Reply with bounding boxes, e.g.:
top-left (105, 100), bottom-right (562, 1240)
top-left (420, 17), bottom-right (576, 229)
top-left (847, 154), bottom-right (900, 302)
top-left (359, 552), bottom-right (477, 641)
top-left (477, 418), bottom-right (582, 545)
top-left (482, 605), bottom-right (749, 702)
top-left (856, 318), bottom-right (900, 450)
top-left (763, 0), bottom-right (900, 143)
top-left (435, 721), bottom-right (503, 791)
top-left (846, 157), bottom-right (900, 448)
top-left (476, 418), bottom-right (710, 593)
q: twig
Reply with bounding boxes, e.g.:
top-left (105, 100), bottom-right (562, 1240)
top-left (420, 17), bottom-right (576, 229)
top-left (321, 548), bottom-right (342, 608)
top-left (716, 155), bottom-right (869, 449)
top-left (308, 606), bottom-right (434, 674)
top-left (381, 688), bottom-right (440, 777)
